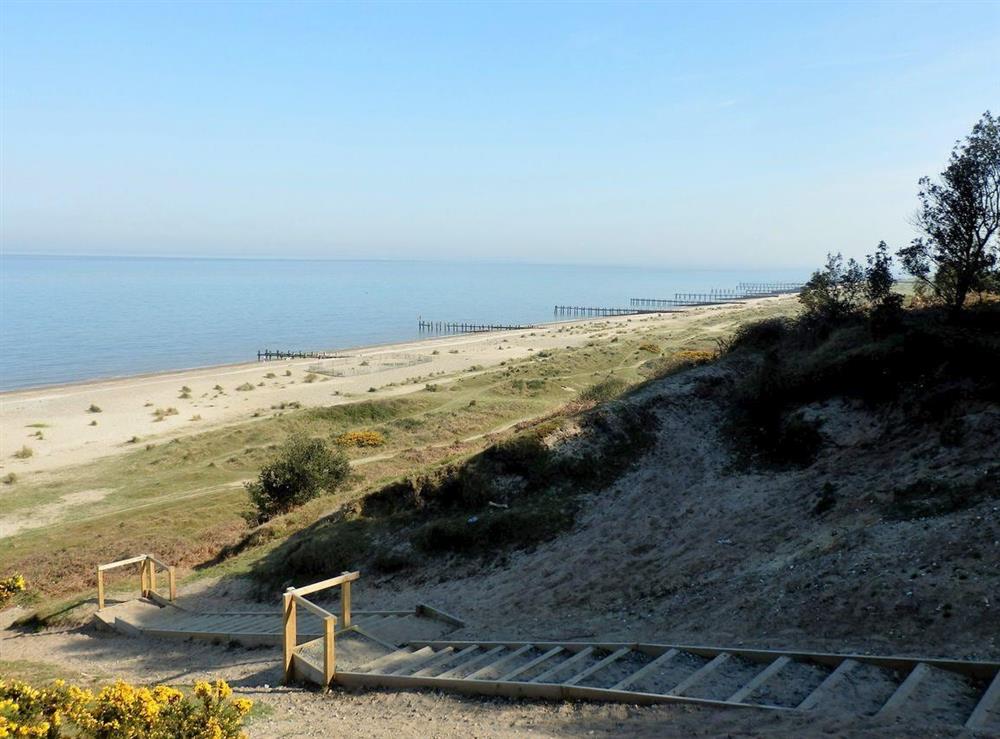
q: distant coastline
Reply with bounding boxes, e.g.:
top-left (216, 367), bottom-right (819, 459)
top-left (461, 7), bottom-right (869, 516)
top-left (0, 255), bottom-right (806, 391)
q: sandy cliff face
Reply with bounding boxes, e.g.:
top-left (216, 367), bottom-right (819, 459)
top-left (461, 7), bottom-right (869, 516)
top-left (375, 356), bottom-right (1000, 659)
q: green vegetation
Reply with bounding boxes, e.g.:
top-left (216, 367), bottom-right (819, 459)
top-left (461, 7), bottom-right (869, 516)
top-left (898, 111), bottom-right (999, 313)
top-left (250, 399), bottom-right (657, 588)
top-left (722, 240), bottom-right (999, 468)
top-left (244, 434), bottom-right (350, 524)
top-left (579, 376), bottom-right (628, 402)
top-left (3, 300), bottom-right (792, 613)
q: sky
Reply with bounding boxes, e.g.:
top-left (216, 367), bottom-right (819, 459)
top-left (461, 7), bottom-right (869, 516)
top-left (1, 1), bottom-right (998, 268)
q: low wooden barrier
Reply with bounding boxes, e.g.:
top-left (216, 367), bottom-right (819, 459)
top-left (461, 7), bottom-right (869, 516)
top-left (97, 554), bottom-right (176, 610)
top-left (283, 571), bottom-right (360, 687)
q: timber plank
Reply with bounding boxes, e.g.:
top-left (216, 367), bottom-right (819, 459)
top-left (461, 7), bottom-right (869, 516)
top-left (728, 656), bottom-right (792, 704)
top-left (966, 669), bottom-right (1000, 730)
top-left (876, 662), bottom-right (931, 719)
top-left (671, 653), bottom-right (731, 696)
top-left (798, 659), bottom-right (859, 711)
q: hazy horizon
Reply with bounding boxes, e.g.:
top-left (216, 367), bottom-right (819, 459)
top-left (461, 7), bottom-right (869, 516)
top-left (2, 1), bottom-right (997, 267)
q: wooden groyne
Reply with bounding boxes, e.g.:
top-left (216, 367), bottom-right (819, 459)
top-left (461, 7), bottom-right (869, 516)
top-left (553, 306), bottom-right (652, 317)
top-left (257, 349), bottom-right (340, 362)
top-left (418, 321), bottom-right (534, 334)
top-left (630, 282), bottom-right (805, 309)
top-left (736, 282), bottom-right (803, 295)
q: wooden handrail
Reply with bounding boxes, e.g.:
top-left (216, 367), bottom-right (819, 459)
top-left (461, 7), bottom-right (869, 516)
top-left (291, 593), bottom-right (337, 621)
top-left (290, 571), bottom-right (359, 597)
top-left (283, 571), bottom-right (360, 686)
top-left (96, 554), bottom-right (176, 610)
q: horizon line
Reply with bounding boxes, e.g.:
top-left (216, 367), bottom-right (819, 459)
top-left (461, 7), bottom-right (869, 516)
top-left (1, 252), bottom-right (814, 272)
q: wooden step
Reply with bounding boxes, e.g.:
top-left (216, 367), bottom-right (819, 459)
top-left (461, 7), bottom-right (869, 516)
top-left (671, 653), bottom-right (730, 696)
top-left (876, 662), bottom-right (931, 720)
top-left (728, 656), bottom-right (791, 704)
top-left (564, 648), bottom-right (631, 687)
top-left (465, 645), bottom-right (534, 680)
top-left (798, 659), bottom-right (859, 711)
top-left (501, 647), bottom-right (565, 682)
top-left (437, 647), bottom-right (505, 679)
top-left (966, 669), bottom-right (1000, 730)
top-left (532, 647), bottom-right (594, 684)
top-left (410, 646), bottom-right (479, 677)
top-left (611, 648), bottom-right (679, 691)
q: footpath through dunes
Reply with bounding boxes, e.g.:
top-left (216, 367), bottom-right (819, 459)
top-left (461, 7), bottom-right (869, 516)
top-left (86, 558), bottom-right (1000, 733)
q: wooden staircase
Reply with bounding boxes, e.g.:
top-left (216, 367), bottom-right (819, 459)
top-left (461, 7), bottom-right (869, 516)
top-left (291, 639), bottom-right (1000, 730)
top-left (93, 558), bottom-right (1000, 730)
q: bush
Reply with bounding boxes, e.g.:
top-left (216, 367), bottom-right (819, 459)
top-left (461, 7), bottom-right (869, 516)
top-left (12, 445), bottom-right (33, 459)
top-left (0, 573), bottom-right (26, 606)
top-left (334, 430), bottom-right (386, 448)
top-left (152, 407), bottom-right (179, 421)
top-left (579, 376), bottom-right (627, 402)
top-left (235, 382), bottom-right (255, 392)
top-left (638, 342), bottom-right (661, 353)
top-left (0, 677), bottom-right (251, 738)
top-left (86, 404), bottom-right (102, 413)
top-left (245, 434), bottom-right (350, 523)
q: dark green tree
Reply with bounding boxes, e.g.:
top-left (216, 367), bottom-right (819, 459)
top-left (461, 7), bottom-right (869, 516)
top-left (245, 433), bottom-right (350, 523)
top-left (898, 111), bottom-right (1000, 312)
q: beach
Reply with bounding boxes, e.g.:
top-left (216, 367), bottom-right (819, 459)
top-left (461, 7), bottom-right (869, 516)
top-left (0, 298), bottom-right (790, 478)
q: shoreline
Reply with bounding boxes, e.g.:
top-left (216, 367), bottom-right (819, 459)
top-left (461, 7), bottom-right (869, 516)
top-left (0, 302), bottom-right (741, 398)
top-left (0, 296), bottom-right (795, 477)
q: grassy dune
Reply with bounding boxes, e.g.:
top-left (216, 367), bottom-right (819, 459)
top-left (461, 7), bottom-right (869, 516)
top-left (2, 301), bottom-right (798, 617)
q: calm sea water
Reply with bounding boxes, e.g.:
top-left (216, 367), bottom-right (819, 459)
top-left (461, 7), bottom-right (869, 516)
top-left (0, 255), bottom-right (805, 391)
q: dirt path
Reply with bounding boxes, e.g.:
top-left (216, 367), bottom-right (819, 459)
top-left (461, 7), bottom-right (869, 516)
top-left (0, 617), bottom-right (954, 738)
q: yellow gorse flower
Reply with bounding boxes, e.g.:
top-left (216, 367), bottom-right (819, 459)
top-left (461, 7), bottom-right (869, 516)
top-left (1, 676), bottom-right (251, 738)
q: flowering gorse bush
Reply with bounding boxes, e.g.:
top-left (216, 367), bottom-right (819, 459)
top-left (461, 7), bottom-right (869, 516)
top-left (0, 574), bottom-right (26, 608)
top-left (0, 677), bottom-right (251, 738)
top-left (673, 350), bottom-right (715, 365)
top-left (334, 430), bottom-right (386, 448)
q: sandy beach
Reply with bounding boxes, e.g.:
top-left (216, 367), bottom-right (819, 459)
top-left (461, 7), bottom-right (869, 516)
top-left (0, 299), bottom-right (788, 478)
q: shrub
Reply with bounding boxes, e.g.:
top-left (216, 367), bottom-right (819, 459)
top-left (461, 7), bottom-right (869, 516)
top-left (152, 407), bottom-right (179, 421)
top-left (0, 573), bottom-right (26, 606)
top-left (638, 342), bottom-right (661, 354)
top-left (89, 420), bottom-right (98, 426)
top-left (2, 473), bottom-right (17, 485)
top-left (579, 377), bottom-right (627, 402)
top-left (245, 434), bottom-right (350, 523)
top-left (86, 404), bottom-right (102, 413)
top-left (12, 445), bottom-right (33, 459)
top-left (0, 677), bottom-right (251, 738)
top-left (334, 430), bottom-right (386, 448)
top-left (235, 383), bottom-right (255, 392)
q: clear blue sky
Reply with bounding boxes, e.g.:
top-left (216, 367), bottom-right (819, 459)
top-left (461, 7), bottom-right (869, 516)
top-left (1, 1), bottom-right (997, 267)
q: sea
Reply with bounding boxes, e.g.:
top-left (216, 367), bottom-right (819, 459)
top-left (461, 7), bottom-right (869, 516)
top-left (0, 255), bottom-right (806, 391)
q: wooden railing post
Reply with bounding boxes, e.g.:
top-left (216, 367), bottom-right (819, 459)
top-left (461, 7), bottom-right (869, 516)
top-left (323, 616), bottom-right (336, 687)
top-left (147, 557), bottom-right (156, 596)
top-left (139, 559), bottom-right (149, 597)
top-left (97, 567), bottom-right (105, 610)
top-left (168, 566), bottom-right (177, 602)
top-left (282, 589), bottom-right (297, 684)
top-left (340, 577), bottom-right (351, 628)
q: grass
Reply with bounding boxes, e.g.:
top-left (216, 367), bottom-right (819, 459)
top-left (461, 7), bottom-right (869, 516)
top-left (6, 298), bottom-right (799, 616)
